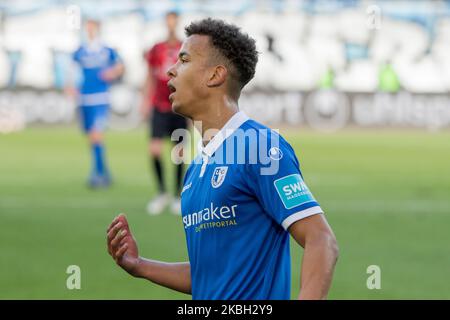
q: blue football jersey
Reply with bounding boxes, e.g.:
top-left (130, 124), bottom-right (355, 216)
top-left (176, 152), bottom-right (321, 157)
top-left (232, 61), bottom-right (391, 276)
top-left (180, 111), bottom-right (324, 300)
top-left (73, 42), bottom-right (120, 106)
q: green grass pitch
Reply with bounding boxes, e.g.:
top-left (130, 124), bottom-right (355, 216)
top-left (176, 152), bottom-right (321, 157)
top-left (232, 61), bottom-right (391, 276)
top-left (1, 126), bottom-right (449, 299)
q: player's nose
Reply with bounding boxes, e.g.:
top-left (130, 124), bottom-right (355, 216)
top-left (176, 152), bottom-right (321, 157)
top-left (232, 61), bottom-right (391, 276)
top-left (167, 63), bottom-right (177, 78)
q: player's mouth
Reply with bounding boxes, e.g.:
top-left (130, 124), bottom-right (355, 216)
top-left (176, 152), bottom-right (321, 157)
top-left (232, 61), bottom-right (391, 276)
top-left (168, 82), bottom-right (176, 100)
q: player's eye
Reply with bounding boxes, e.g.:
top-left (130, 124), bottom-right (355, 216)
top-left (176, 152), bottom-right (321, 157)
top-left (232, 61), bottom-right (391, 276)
top-left (179, 56), bottom-right (188, 64)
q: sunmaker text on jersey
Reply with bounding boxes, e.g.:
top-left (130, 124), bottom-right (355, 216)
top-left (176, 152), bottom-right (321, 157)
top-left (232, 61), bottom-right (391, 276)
top-left (182, 202), bottom-right (238, 229)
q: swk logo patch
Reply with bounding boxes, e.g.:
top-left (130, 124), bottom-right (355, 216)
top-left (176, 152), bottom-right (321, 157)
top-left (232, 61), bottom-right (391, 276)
top-left (211, 166), bottom-right (228, 188)
top-left (274, 174), bottom-right (315, 209)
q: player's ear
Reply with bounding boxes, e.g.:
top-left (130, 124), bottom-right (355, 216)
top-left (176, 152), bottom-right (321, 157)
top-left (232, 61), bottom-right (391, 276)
top-left (206, 65), bottom-right (227, 88)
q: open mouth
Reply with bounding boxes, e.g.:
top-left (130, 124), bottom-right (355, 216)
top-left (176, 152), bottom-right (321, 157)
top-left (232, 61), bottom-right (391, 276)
top-left (168, 83), bottom-right (176, 94)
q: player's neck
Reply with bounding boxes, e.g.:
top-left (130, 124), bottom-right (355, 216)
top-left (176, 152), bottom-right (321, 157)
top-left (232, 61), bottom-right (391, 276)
top-left (194, 96), bottom-right (239, 147)
top-left (167, 34), bottom-right (179, 45)
top-left (86, 38), bottom-right (102, 51)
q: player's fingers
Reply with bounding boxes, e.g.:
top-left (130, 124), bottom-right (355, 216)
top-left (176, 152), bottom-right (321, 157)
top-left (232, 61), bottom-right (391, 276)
top-left (119, 234), bottom-right (130, 247)
top-left (111, 229), bottom-right (127, 249)
top-left (107, 218), bottom-right (120, 255)
top-left (108, 229), bottom-right (124, 254)
top-left (107, 238), bottom-right (115, 256)
top-left (107, 233), bottom-right (117, 256)
top-left (107, 222), bottom-right (123, 242)
top-left (114, 243), bottom-right (128, 262)
top-left (118, 214), bottom-right (130, 230)
top-left (107, 223), bottom-right (116, 236)
top-left (107, 235), bottom-right (112, 255)
top-left (107, 215), bottom-right (121, 233)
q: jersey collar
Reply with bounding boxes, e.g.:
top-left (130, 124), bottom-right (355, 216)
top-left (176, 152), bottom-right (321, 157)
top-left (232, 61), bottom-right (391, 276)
top-left (198, 111), bottom-right (249, 157)
top-left (85, 41), bottom-right (103, 52)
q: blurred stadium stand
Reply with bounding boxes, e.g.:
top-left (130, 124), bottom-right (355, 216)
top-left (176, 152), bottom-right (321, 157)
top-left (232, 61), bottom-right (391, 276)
top-left (1, 0), bottom-right (450, 132)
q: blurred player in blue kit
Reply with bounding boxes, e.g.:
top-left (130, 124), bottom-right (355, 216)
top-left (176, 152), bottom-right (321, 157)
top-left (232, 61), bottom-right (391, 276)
top-left (68, 19), bottom-right (124, 188)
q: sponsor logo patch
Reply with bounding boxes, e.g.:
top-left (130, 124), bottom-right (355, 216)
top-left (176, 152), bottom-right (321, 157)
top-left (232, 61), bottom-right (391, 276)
top-left (274, 174), bottom-right (315, 209)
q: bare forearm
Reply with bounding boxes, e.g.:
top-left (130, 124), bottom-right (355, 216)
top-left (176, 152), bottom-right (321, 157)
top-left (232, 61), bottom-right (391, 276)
top-left (298, 234), bottom-right (338, 300)
top-left (134, 257), bottom-right (191, 294)
top-left (106, 63), bottom-right (125, 80)
top-left (114, 63), bottom-right (125, 78)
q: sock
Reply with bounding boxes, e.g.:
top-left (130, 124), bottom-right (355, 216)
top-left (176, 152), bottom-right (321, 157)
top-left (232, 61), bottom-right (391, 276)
top-left (175, 164), bottom-right (184, 196)
top-left (153, 157), bottom-right (166, 193)
top-left (92, 143), bottom-right (106, 176)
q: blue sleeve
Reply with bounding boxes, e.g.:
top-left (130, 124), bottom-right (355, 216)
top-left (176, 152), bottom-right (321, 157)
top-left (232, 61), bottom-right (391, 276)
top-left (72, 47), bottom-right (82, 64)
top-left (109, 48), bottom-right (121, 65)
top-left (245, 134), bottom-right (323, 230)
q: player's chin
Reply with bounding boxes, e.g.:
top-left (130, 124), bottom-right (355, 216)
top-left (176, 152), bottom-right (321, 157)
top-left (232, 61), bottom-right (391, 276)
top-left (171, 102), bottom-right (183, 116)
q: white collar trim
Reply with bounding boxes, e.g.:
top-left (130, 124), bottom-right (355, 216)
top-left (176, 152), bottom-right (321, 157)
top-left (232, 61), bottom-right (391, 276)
top-left (197, 111), bottom-right (249, 157)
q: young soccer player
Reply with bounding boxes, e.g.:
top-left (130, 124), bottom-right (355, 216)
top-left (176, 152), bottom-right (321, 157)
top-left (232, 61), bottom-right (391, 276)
top-left (141, 11), bottom-right (187, 215)
top-left (70, 19), bottom-right (124, 188)
top-left (107, 18), bottom-right (338, 300)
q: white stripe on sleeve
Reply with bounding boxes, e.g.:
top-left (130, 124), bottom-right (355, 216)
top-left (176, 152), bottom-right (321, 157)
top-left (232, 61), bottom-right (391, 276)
top-left (281, 206), bottom-right (324, 231)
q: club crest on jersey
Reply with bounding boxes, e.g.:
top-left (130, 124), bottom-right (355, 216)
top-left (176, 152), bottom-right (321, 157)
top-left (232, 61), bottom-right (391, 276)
top-left (211, 166), bottom-right (228, 188)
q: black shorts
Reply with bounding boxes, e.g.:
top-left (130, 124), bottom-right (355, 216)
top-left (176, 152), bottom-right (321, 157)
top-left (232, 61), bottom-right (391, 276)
top-left (150, 107), bottom-right (188, 142)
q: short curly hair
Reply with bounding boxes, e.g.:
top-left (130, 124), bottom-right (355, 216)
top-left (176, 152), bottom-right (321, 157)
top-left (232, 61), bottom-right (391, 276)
top-left (185, 18), bottom-right (258, 91)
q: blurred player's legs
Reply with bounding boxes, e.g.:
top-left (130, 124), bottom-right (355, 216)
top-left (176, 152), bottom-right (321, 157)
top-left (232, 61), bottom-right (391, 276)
top-left (146, 108), bottom-right (187, 215)
top-left (79, 104), bottom-right (112, 188)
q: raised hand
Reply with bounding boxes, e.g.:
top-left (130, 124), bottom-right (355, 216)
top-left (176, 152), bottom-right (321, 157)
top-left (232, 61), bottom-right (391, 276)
top-left (107, 214), bottom-right (141, 277)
